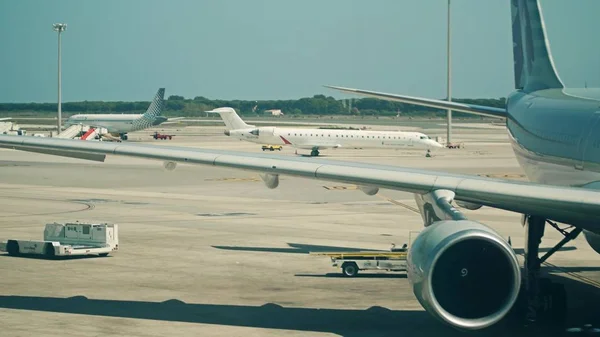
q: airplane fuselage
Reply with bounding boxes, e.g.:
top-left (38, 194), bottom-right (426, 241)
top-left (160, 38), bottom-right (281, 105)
top-left (228, 126), bottom-right (442, 151)
top-left (65, 114), bottom-right (168, 134)
top-left (507, 88), bottom-right (600, 188)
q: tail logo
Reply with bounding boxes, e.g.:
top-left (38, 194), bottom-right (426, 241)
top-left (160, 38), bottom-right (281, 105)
top-left (133, 88), bottom-right (165, 131)
top-left (280, 136), bottom-right (292, 145)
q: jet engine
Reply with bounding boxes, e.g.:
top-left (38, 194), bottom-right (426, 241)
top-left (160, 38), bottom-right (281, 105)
top-left (407, 220), bottom-right (521, 330)
top-left (584, 230), bottom-right (600, 255)
top-left (163, 161), bottom-right (177, 171)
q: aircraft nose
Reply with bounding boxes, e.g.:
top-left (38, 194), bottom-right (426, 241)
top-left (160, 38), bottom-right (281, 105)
top-left (224, 130), bottom-right (230, 136)
top-left (431, 140), bottom-right (444, 149)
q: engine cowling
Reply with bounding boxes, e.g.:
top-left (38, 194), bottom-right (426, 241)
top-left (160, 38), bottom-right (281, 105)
top-left (584, 230), bottom-right (600, 255)
top-left (408, 220), bottom-right (521, 330)
top-left (455, 200), bottom-right (483, 210)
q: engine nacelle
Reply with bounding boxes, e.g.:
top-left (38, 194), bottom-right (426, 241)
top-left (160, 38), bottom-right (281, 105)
top-left (408, 220), bottom-right (521, 330)
top-left (163, 161), bottom-right (177, 171)
top-left (259, 173), bottom-right (279, 189)
top-left (455, 200), bottom-right (483, 210)
top-left (358, 185), bottom-right (379, 196)
top-left (584, 230), bottom-right (600, 255)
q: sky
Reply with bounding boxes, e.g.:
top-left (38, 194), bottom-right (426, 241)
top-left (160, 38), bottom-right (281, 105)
top-left (1, 0), bottom-right (599, 103)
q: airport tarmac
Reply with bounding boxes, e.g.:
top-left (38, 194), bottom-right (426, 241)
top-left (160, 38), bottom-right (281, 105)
top-left (0, 123), bottom-right (599, 336)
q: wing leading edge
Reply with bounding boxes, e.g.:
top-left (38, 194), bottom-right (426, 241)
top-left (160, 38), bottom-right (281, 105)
top-left (324, 85), bottom-right (507, 119)
top-left (0, 134), bottom-right (598, 230)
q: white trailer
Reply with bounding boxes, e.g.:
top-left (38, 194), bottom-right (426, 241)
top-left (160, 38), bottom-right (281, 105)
top-left (0, 222), bottom-right (119, 258)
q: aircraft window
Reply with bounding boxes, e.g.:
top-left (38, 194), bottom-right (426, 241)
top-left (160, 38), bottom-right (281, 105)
top-left (336, 135), bottom-right (339, 137)
top-left (378, 136), bottom-right (380, 139)
top-left (310, 134), bottom-right (313, 136)
top-left (362, 136), bottom-right (364, 138)
top-left (294, 133), bottom-right (297, 136)
top-left (420, 136), bottom-right (429, 139)
top-left (328, 135), bottom-right (331, 137)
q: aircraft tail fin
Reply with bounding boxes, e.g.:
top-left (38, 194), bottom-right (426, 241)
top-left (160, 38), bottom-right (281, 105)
top-left (511, 0), bottom-right (564, 91)
top-left (141, 88), bottom-right (166, 119)
top-left (206, 107), bottom-right (253, 130)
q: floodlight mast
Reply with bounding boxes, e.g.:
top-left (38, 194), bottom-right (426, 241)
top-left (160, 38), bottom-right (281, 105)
top-left (53, 23), bottom-right (67, 133)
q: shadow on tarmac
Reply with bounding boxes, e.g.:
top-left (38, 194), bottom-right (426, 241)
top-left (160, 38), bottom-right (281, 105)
top-left (0, 253), bottom-right (110, 261)
top-left (295, 272), bottom-right (407, 279)
top-left (211, 242), bottom-right (380, 254)
top-left (0, 273), bottom-right (598, 337)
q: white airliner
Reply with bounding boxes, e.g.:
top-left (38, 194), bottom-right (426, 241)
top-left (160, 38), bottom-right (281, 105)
top-left (64, 88), bottom-right (179, 140)
top-left (208, 107), bottom-right (442, 156)
top-left (1, 0), bottom-right (599, 332)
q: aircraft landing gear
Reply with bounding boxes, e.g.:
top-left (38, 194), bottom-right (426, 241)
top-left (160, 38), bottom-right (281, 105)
top-left (517, 215), bottom-right (581, 331)
top-left (120, 133), bottom-right (128, 141)
top-left (425, 149), bottom-right (432, 158)
top-left (310, 149), bottom-right (320, 157)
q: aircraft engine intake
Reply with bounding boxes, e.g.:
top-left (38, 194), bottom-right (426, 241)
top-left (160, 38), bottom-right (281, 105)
top-left (407, 220), bottom-right (521, 330)
top-left (584, 230), bottom-right (600, 255)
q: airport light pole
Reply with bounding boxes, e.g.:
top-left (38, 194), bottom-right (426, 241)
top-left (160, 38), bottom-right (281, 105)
top-left (53, 23), bottom-right (67, 133)
top-left (446, 0), bottom-right (452, 146)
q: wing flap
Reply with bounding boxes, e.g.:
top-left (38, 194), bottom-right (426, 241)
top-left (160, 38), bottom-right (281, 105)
top-left (325, 85), bottom-right (507, 119)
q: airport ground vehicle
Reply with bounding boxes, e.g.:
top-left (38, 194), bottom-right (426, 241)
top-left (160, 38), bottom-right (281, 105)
top-left (262, 145), bottom-right (282, 151)
top-left (153, 132), bottom-right (174, 140)
top-left (0, 222), bottom-right (119, 258)
top-left (311, 244), bottom-right (408, 277)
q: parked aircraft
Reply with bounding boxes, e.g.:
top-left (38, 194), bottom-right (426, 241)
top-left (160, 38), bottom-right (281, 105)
top-left (0, 0), bottom-right (598, 332)
top-left (208, 107), bottom-right (442, 156)
top-left (64, 88), bottom-right (180, 140)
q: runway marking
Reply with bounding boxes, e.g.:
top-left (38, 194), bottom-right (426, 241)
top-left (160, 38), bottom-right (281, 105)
top-left (322, 185), bottom-right (358, 190)
top-left (0, 195), bottom-right (94, 219)
top-left (376, 194), bottom-right (420, 214)
top-left (477, 173), bottom-right (527, 180)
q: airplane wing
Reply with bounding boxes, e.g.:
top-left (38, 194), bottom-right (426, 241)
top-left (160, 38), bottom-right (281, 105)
top-left (0, 134), bottom-right (599, 230)
top-left (324, 85), bottom-right (507, 119)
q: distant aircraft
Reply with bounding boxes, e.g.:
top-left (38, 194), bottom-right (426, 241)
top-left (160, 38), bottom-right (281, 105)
top-left (64, 88), bottom-right (181, 140)
top-left (208, 107), bottom-right (442, 156)
top-left (1, 0), bottom-right (600, 332)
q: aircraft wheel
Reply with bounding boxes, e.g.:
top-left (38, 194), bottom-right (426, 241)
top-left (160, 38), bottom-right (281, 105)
top-left (342, 262), bottom-right (359, 277)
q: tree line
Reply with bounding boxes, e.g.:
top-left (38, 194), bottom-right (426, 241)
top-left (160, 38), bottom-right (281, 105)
top-left (0, 95), bottom-right (506, 118)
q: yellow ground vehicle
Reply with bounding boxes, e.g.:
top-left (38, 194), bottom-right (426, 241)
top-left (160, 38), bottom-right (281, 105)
top-left (311, 244), bottom-right (409, 277)
top-left (262, 145), bottom-right (282, 151)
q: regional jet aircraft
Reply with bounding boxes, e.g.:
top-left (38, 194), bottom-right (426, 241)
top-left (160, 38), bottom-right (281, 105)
top-left (0, 0), bottom-right (598, 332)
top-left (65, 88), bottom-right (180, 140)
top-left (208, 107), bottom-right (442, 156)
